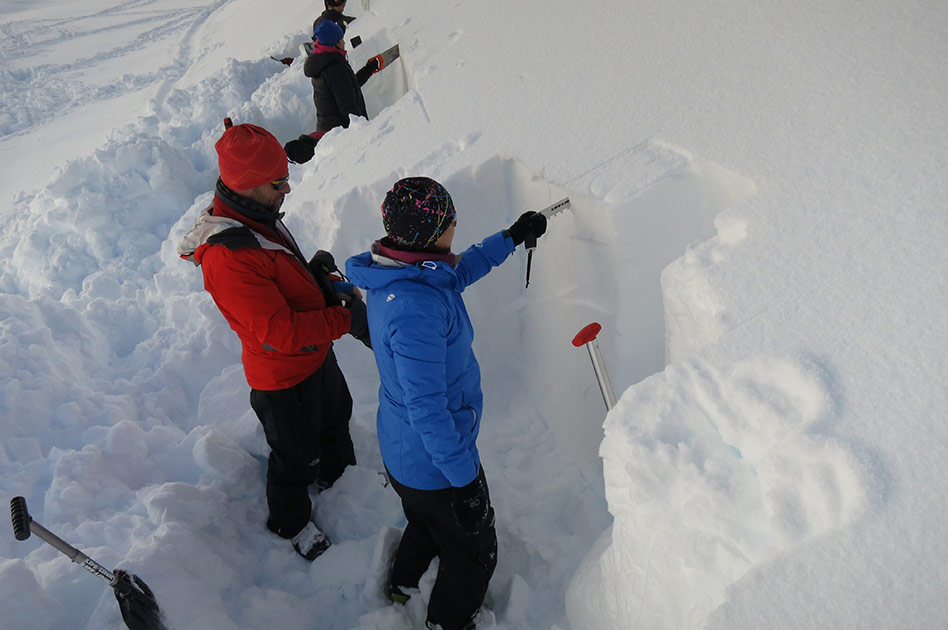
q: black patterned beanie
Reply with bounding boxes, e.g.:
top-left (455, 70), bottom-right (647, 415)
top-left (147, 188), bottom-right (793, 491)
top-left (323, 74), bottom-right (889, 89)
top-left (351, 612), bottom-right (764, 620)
top-left (381, 177), bottom-right (456, 249)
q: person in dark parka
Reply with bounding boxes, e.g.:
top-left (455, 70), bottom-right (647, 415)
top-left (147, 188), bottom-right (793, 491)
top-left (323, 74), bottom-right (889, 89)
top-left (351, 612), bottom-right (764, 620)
top-left (312, 0), bottom-right (355, 35)
top-left (304, 20), bottom-right (379, 133)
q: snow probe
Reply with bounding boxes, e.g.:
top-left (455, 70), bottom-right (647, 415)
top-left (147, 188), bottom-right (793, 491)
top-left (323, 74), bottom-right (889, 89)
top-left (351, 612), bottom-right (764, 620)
top-left (10, 496), bottom-right (165, 630)
top-left (572, 323), bottom-right (618, 410)
top-left (524, 197), bottom-right (570, 288)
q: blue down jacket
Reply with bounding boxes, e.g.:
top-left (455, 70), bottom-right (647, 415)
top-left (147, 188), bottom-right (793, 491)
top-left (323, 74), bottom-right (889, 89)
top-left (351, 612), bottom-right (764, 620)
top-left (346, 231), bottom-right (515, 490)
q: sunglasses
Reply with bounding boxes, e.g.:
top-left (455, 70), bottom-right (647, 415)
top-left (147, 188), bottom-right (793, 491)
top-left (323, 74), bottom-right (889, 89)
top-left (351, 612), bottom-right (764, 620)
top-left (270, 175), bottom-right (289, 191)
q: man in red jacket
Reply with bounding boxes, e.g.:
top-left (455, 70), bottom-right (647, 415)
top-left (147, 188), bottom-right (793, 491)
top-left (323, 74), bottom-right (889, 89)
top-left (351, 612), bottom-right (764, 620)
top-left (177, 123), bottom-right (369, 560)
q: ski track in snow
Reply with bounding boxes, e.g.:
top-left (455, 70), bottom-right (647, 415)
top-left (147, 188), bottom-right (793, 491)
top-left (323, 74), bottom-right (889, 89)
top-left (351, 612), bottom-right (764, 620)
top-left (0, 0), bottom-right (225, 137)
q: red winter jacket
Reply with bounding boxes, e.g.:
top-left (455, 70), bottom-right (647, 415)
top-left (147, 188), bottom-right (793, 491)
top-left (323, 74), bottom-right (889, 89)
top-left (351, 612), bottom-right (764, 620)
top-left (184, 195), bottom-right (352, 390)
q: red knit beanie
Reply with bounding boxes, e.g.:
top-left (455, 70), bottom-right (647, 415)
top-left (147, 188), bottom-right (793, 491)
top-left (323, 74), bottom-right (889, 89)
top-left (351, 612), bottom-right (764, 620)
top-left (215, 124), bottom-right (288, 191)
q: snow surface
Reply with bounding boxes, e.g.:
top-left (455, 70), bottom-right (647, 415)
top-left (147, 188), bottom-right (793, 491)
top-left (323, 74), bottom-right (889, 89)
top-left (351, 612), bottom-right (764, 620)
top-left (1, 0), bottom-right (946, 629)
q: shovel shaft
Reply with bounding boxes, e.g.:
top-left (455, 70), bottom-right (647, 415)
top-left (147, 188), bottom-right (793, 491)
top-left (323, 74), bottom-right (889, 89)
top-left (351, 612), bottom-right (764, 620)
top-left (10, 496), bottom-right (116, 585)
top-left (29, 519), bottom-right (116, 585)
top-left (11, 496), bottom-right (164, 630)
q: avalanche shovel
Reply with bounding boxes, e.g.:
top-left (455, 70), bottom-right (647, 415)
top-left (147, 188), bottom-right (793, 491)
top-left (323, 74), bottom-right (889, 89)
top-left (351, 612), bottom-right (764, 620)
top-left (10, 496), bottom-right (165, 630)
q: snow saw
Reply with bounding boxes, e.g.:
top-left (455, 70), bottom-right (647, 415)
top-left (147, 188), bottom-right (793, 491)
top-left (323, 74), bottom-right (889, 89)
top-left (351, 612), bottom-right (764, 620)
top-left (524, 197), bottom-right (570, 288)
top-left (10, 496), bottom-right (165, 630)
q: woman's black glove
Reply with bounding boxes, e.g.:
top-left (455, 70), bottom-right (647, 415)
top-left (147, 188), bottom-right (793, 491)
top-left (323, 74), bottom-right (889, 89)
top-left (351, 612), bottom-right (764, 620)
top-left (356, 58), bottom-right (380, 85)
top-left (345, 295), bottom-right (372, 349)
top-left (505, 211), bottom-right (548, 247)
top-left (363, 58), bottom-right (380, 74)
top-left (451, 475), bottom-right (491, 535)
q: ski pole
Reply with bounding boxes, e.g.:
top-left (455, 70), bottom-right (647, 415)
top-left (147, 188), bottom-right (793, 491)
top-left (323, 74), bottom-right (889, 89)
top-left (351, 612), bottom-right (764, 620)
top-left (524, 197), bottom-right (570, 288)
top-left (572, 322), bottom-right (617, 410)
top-left (10, 496), bottom-right (165, 630)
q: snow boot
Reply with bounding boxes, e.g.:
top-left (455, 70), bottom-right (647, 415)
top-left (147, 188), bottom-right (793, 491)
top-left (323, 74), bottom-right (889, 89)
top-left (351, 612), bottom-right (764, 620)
top-left (385, 583), bottom-right (412, 605)
top-left (291, 521), bottom-right (331, 560)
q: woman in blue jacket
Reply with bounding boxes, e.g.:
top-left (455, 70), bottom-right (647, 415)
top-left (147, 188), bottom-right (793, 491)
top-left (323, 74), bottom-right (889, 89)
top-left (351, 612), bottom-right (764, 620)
top-left (346, 177), bottom-right (546, 630)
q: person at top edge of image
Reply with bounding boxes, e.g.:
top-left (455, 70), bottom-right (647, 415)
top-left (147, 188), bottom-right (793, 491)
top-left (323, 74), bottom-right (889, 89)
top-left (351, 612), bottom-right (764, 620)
top-left (304, 20), bottom-right (380, 134)
top-left (175, 122), bottom-right (371, 562)
top-left (313, 0), bottom-right (355, 35)
top-left (345, 177), bottom-right (548, 630)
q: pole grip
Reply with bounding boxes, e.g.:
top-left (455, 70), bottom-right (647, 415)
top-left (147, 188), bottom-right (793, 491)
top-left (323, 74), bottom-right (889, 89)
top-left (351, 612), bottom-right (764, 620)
top-left (10, 496), bottom-right (31, 541)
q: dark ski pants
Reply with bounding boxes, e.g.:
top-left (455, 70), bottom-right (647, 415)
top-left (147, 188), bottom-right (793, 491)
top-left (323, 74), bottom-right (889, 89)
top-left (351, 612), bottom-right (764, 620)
top-left (389, 469), bottom-right (498, 630)
top-left (250, 350), bottom-right (355, 539)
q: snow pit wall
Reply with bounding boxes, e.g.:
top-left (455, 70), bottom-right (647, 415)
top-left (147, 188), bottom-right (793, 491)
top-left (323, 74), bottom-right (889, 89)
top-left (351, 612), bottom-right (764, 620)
top-left (292, 156), bottom-right (616, 482)
top-left (564, 158), bottom-right (872, 628)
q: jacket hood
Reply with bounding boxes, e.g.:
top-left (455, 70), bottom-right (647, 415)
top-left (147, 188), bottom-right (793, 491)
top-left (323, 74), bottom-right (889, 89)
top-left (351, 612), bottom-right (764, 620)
top-left (176, 206), bottom-right (298, 266)
top-left (346, 243), bottom-right (462, 293)
top-left (304, 49), bottom-right (347, 78)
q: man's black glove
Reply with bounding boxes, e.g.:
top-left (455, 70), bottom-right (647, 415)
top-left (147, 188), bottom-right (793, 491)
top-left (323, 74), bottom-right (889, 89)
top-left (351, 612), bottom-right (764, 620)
top-left (284, 135), bottom-right (318, 164)
top-left (505, 211), bottom-right (548, 247)
top-left (307, 250), bottom-right (344, 306)
top-left (363, 58), bottom-right (380, 74)
top-left (346, 295), bottom-right (372, 349)
top-left (451, 475), bottom-right (491, 535)
top-left (309, 250), bottom-right (338, 275)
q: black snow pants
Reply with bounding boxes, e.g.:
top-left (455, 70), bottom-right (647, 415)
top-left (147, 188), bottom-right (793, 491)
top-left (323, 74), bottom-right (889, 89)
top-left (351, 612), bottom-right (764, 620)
top-left (389, 468), bottom-right (498, 630)
top-left (250, 349), bottom-right (355, 538)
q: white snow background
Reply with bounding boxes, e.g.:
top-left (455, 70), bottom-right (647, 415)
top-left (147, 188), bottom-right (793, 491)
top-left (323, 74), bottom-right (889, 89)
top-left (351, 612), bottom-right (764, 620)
top-left (1, 0), bottom-right (946, 629)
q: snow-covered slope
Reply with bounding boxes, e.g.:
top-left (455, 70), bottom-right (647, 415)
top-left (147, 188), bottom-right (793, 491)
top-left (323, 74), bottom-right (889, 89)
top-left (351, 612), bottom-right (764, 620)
top-left (1, 0), bottom-right (946, 628)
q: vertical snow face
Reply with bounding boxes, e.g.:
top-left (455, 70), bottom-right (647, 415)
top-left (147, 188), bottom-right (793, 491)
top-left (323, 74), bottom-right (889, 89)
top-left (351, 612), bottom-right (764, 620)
top-left (661, 208), bottom-right (750, 365)
top-left (606, 145), bottom-right (757, 387)
top-left (346, 24), bottom-right (411, 120)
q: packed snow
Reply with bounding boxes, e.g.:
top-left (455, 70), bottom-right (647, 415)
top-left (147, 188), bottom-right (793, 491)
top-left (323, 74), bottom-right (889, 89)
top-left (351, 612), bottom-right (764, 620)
top-left (1, 0), bottom-right (946, 629)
